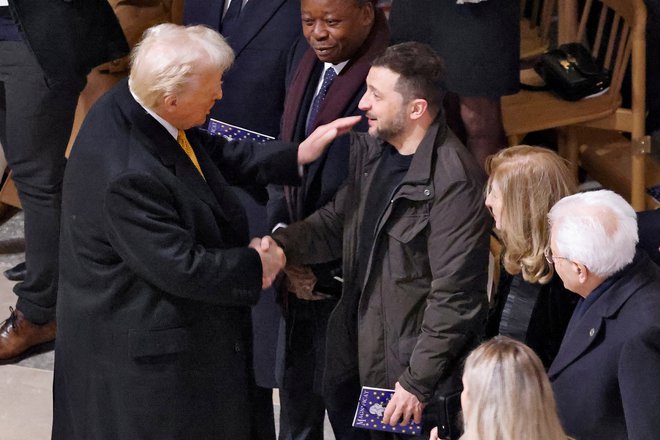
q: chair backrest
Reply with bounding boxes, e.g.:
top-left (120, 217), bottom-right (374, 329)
top-left (520, 0), bottom-right (556, 60)
top-left (572, 0), bottom-right (649, 209)
top-left (573, 0), bottom-right (646, 137)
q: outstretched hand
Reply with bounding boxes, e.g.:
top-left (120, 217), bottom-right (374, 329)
top-left (297, 115), bottom-right (362, 165)
top-left (249, 236), bottom-right (286, 289)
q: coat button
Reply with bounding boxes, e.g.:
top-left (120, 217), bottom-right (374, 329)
top-left (423, 188), bottom-right (431, 196)
top-left (234, 342), bottom-right (242, 353)
top-left (589, 328), bottom-right (595, 337)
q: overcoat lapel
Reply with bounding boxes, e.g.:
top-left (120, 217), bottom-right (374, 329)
top-left (547, 308), bottom-right (606, 378)
top-left (191, 134), bottom-right (251, 242)
top-left (119, 83), bottom-right (247, 241)
top-left (548, 267), bottom-right (645, 377)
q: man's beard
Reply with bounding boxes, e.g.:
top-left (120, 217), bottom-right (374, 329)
top-left (369, 108), bottom-right (407, 142)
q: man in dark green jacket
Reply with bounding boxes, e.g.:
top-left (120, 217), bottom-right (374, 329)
top-left (274, 42), bottom-right (490, 438)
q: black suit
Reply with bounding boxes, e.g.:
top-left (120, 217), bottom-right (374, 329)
top-left (52, 80), bottom-right (301, 440)
top-left (270, 52), bottom-right (361, 440)
top-left (0, 0), bottom-right (127, 324)
top-left (268, 13), bottom-right (389, 440)
top-left (184, 0), bottom-right (301, 138)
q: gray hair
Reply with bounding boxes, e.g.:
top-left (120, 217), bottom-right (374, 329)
top-left (129, 23), bottom-right (234, 109)
top-left (548, 190), bottom-right (638, 277)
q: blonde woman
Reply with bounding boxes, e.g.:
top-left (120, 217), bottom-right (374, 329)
top-left (483, 146), bottom-right (578, 367)
top-left (431, 336), bottom-right (571, 440)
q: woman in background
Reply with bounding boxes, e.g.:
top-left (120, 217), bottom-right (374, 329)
top-left (484, 146), bottom-right (578, 367)
top-left (431, 336), bottom-right (570, 440)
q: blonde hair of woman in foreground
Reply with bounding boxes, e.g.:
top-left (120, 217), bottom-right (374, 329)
top-left (431, 336), bottom-right (571, 440)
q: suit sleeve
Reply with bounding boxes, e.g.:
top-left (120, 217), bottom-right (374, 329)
top-left (273, 182), bottom-right (347, 265)
top-left (195, 129), bottom-right (302, 187)
top-left (104, 171), bottom-right (263, 307)
top-left (619, 325), bottom-right (660, 440)
top-left (398, 177), bottom-right (490, 403)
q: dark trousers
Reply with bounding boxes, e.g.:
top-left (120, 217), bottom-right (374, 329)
top-left (278, 298), bottom-right (334, 440)
top-left (0, 41), bottom-right (84, 324)
top-left (278, 297), bottom-right (368, 440)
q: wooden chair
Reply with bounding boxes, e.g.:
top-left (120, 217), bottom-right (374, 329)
top-left (502, 0), bottom-right (650, 210)
top-left (0, 172), bottom-right (21, 209)
top-left (520, 0), bottom-right (555, 61)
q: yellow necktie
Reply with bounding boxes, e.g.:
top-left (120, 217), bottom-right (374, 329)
top-left (177, 130), bottom-right (205, 178)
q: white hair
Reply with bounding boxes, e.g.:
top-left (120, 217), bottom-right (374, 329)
top-left (548, 190), bottom-right (638, 277)
top-left (128, 23), bottom-right (234, 109)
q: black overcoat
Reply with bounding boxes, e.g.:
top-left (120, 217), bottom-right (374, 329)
top-left (52, 80), bottom-right (301, 440)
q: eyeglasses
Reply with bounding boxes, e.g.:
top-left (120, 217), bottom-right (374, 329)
top-left (544, 247), bottom-right (569, 265)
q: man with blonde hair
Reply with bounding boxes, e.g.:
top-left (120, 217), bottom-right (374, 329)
top-left (52, 23), bottom-right (358, 439)
top-left (547, 190), bottom-right (660, 440)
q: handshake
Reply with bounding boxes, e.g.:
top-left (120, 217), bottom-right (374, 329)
top-left (249, 236), bottom-right (286, 289)
top-left (248, 236), bottom-right (319, 298)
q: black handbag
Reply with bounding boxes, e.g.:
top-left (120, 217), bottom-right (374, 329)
top-left (422, 372), bottom-right (464, 439)
top-left (526, 43), bottom-right (611, 101)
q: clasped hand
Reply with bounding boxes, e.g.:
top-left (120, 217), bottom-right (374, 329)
top-left (249, 236), bottom-right (286, 289)
top-left (284, 265), bottom-right (328, 301)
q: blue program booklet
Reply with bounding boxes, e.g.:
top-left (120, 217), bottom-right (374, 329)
top-left (352, 386), bottom-right (422, 436)
top-left (207, 118), bottom-right (274, 143)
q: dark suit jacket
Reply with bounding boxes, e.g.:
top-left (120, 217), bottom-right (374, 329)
top-left (184, 0), bottom-right (301, 137)
top-left (9, 0), bottom-right (128, 88)
top-left (52, 80), bottom-right (300, 440)
top-left (549, 251), bottom-right (660, 440)
top-left (267, 11), bottom-right (388, 304)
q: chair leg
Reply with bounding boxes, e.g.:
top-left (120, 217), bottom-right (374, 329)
top-left (558, 127), bottom-right (580, 180)
top-left (631, 152), bottom-right (646, 210)
top-left (507, 134), bottom-right (523, 147)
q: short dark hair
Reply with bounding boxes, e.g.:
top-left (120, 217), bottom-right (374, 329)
top-left (371, 42), bottom-right (446, 115)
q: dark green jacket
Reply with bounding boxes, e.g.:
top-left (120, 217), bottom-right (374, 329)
top-left (276, 117), bottom-right (490, 403)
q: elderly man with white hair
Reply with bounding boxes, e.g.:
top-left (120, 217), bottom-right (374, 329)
top-left (52, 23), bottom-right (358, 440)
top-left (546, 190), bottom-right (660, 440)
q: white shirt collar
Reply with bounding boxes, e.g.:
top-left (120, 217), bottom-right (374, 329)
top-left (129, 85), bottom-right (178, 140)
top-left (324, 60), bottom-right (349, 76)
top-left (312, 60), bottom-right (349, 98)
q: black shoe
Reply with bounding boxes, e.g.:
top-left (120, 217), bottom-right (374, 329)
top-left (4, 262), bottom-right (26, 282)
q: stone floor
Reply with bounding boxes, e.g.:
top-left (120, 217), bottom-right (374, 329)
top-left (0, 212), bottom-right (54, 440)
top-left (0, 211), bottom-right (334, 440)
